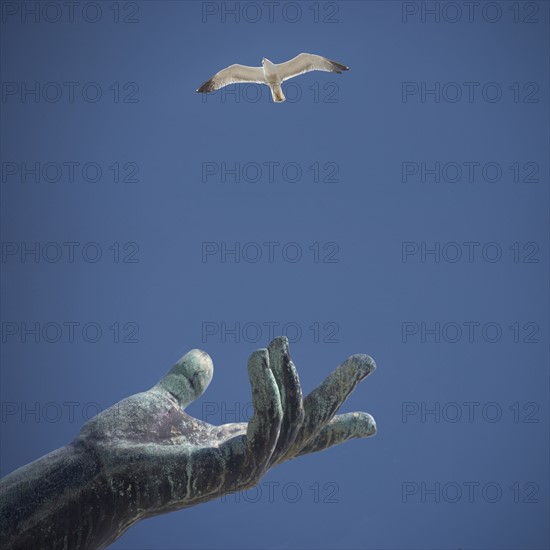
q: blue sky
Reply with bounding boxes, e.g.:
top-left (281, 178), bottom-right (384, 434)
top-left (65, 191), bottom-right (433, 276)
top-left (1, 1), bottom-right (548, 548)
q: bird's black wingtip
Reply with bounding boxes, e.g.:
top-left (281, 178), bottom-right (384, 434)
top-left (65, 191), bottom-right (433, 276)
top-left (331, 60), bottom-right (350, 74)
top-left (196, 80), bottom-right (215, 94)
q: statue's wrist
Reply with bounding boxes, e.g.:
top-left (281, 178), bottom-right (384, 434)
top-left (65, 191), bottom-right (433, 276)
top-left (0, 442), bottom-right (104, 548)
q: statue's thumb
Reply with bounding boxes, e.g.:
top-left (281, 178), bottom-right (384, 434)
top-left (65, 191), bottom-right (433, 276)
top-left (153, 349), bottom-right (214, 408)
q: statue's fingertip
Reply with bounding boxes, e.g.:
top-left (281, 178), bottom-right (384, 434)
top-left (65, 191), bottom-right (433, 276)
top-left (348, 354), bottom-right (376, 378)
top-left (365, 413), bottom-right (377, 436)
top-left (268, 335), bottom-right (289, 352)
top-left (248, 348), bottom-right (269, 366)
top-left (351, 411), bottom-right (377, 437)
top-left (180, 348), bottom-right (212, 365)
top-left (155, 348), bottom-right (214, 406)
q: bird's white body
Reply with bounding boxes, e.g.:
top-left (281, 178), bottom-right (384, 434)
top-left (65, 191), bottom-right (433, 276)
top-left (261, 58), bottom-right (285, 102)
top-left (261, 58), bottom-right (278, 81)
top-left (197, 53), bottom-right (349, 103)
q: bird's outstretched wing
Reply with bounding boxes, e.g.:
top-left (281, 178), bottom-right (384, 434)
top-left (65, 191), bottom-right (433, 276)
top-left (277, 53), bottom-right (349, 82)
top-left (196, 64), bottom-right (266, 93)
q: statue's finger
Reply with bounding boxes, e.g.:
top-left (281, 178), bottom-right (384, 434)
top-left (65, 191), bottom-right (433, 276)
top-left (245, 349), bottom-right (283, 477)
top-left (284, 354), bottom-right (375, 458)
top-left (292, 412), bottom-right (376, 458)
top-left (152, 349), bottom-right (213, 409)
top-left (267, 337), bottom-right (304, 466)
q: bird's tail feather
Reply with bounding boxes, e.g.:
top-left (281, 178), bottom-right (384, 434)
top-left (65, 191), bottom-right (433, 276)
top-left (270, 84), bottom-right (286, 103)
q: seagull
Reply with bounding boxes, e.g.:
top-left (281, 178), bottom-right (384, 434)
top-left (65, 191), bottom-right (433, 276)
top-left (196, 53), bottom-right (349, 103)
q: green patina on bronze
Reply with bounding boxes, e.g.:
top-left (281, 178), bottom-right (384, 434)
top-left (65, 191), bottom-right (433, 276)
top-left (0, 337), bottom-right (376, 550)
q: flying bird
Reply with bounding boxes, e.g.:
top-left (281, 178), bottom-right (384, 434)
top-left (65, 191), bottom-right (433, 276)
top-left (196, 53), bottom-right (349, 103)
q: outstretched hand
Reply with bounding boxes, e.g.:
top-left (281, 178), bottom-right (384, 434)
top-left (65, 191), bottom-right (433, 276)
top-left (1, 337), bottom-right (377, 550)
top-left (77, 337), bottom-right (376, 507)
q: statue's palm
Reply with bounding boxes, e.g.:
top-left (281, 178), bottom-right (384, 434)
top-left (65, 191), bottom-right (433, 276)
top-left (76, 337), bottom-right (376, 512)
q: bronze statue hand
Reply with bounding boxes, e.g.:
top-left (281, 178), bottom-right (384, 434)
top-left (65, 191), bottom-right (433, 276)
top-left (1, 337), bottom-right (376, 550)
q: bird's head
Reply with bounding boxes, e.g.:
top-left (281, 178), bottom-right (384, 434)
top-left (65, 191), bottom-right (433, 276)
top-left (262, 57), bottom-right (271, 65)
